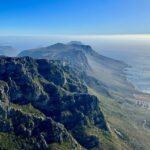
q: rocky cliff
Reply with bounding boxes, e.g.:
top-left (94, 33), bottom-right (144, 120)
top-left (0, 56), bottom-right (108, 150)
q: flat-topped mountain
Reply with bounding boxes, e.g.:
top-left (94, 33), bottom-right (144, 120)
top-left (0, 56), bottom-right (112, 150)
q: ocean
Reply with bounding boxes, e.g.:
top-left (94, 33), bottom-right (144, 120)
top-left (88, 36), bottom-right (150, 94)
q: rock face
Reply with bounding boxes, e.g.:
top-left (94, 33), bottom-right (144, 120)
top-left (0, 56), bottom-right (108, 150)
top-left (0, 103), bottom-right (77, 150)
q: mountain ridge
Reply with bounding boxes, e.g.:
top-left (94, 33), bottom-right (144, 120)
top-left (1, 42), bottom-right (150, 149)
top-left (0, 56), bottom-right (113, 150)
top-left (18, 42), bottom-right (136, 99)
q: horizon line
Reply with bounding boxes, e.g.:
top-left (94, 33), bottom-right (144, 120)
top-left (1, 34), bottom-right (150, 40)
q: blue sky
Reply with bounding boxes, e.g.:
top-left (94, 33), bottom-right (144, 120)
top-left (0, 0), bottom-right (150, 35)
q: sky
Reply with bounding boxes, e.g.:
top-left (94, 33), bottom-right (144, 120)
top-left (0, 0), bottom-right (150, 35)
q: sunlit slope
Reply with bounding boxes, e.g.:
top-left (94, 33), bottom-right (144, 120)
top-left (89, 88), bottom-right (150, 150)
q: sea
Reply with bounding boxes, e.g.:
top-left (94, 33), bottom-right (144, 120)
top-left (88, 36), bottom-right (150, 94)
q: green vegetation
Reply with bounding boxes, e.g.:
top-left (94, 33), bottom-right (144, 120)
top-left (89, 87), bottom-right (150, 150)
top-left (10, 103), bottom-right (45, 117)
top-left (0, 132), bottom-right (36, 150)
top-left (49, 143), bottom-right (82, 150)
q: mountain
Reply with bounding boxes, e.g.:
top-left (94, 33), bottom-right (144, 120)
top-left (0, 46), bottom-right (17, 56)
top-left (18, 42), bottom-right (150, 150)
top-left (67, 41), bottom-right (83, 45)
top-left (18, 42), bottom-right (136, 99)
top-left (0, 56), bottom-right (120, 150)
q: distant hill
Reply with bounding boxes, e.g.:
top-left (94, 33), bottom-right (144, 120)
top-left (0, 46), bottom-right (17, 56)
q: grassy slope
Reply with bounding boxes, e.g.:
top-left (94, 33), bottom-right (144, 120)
top-left (0, 132), bottom-right (37, 150)
top-left (10, 103), bottom-right (46, 117)
top-left (49, 142), bottom-right (83, 150)
top-left (89, 88), bottom-right (150, 150)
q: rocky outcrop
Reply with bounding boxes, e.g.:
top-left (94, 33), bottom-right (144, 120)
top-left (0, 102), bottom-right (80, 150)
top-left (0, 56), bottom-right (108, 150)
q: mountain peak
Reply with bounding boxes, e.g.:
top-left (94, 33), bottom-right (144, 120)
top-left (67, 41), bottom-right (83, 45)
top-left (47, 42), bottom-right (65, 48)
